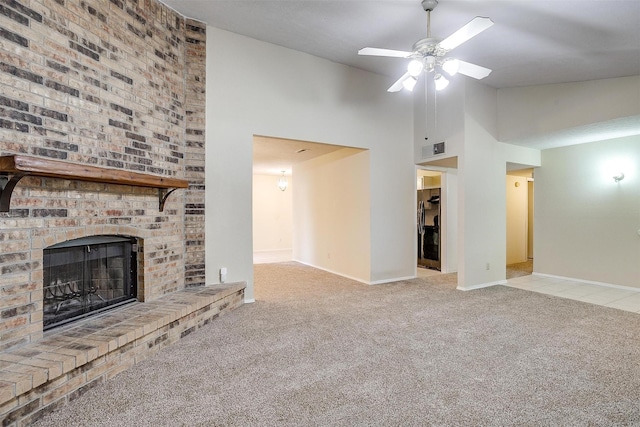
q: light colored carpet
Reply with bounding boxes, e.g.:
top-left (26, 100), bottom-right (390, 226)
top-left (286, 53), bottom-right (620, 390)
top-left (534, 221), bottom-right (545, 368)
top-left (506, 259), bottom-right (534, 279)
top-left (418, 259), bottom-right (532, 284)
top-left (35, 262), bottom-right (640, 426)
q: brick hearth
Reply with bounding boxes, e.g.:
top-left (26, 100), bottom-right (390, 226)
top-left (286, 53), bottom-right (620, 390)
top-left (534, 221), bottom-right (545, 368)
top-left (0, 282), bottom-right (245, 425)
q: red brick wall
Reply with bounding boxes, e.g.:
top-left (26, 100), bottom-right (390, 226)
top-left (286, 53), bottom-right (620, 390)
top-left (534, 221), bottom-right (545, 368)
top-left (0, 0), bottom-right (206, 351)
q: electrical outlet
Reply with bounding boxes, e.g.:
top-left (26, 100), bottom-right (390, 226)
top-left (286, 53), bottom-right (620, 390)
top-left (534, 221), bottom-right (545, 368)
top-left (485, 263), bottom-right (490, 271)
top-left (220, 267), bottom-right (227, 283)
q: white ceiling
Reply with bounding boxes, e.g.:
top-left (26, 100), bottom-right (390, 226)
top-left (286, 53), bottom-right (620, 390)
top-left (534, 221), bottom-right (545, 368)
top-left (252, 135), bottom-right (347, 175)
top-left (164, 0), bottom-right (640, 89)
top-left (162, 0), bottom-right (640, 171)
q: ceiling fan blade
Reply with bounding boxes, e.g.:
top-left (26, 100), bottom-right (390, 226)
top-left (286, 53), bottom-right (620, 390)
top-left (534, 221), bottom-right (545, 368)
top-left (456, 60), bottom-right (492, 80)
top-left (438, 17), bottom-right (494, 51)
top-left (358, 47), bottom-right (412, 58)
top-left (387, 72), bottom-right (411, 92)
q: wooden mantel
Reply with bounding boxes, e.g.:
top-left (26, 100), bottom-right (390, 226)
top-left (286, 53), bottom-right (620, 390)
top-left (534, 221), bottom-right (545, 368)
top-left (0, 155), bottom-right (189, 212)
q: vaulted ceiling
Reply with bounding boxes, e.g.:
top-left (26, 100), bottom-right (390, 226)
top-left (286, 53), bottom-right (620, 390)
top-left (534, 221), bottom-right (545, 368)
top-left (163, 0), bottom-right (640, 89)
top-left (162, 0), bottom-right (640, 169)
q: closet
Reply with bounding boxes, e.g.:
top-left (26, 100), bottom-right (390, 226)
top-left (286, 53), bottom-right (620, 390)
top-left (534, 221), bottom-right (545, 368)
top-left (417, 173), bottom-right (441, 270)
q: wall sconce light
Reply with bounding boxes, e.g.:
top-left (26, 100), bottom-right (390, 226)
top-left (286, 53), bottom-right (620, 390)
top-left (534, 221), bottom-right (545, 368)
top-left (277, 171), bottom-right (288, 191)
top-left (603, 158), bottom-right (632, 184)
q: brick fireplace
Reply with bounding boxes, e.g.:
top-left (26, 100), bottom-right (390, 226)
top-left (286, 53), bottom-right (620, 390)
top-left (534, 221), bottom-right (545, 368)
top-left (0, 0), bottom-right (245, 425)
top-left (42, 235), bottom-right (139, 330)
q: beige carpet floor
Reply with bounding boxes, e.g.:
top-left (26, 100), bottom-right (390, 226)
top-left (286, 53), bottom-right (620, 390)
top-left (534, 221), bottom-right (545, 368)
top-left (506, 259), bottom-right (534, 279)
top-left (35, 262), bottom-right (640, 426)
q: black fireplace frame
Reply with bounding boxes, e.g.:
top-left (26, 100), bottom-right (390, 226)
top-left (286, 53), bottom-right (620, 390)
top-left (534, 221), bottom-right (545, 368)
top-left (43, 235), bottom-right (138, 331)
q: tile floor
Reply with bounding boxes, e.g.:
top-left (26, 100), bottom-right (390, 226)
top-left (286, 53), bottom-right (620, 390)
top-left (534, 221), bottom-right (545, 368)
top-left (506, 274), bottom-right (640, 314)
top-left (415, 267), bottom-right (640, 314)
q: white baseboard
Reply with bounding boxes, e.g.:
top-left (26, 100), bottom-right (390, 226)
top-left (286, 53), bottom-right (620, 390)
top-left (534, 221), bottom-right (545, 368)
top-left (457, 279), bottom-right (508, 291)
top-left (244, 298), bottom-right (255, 304)
top-left (291, 259), bottom-right (373, 284)
top-left (253, 249), bottom-right (292, 264)
top-left (369, 275), bottom-right (417, 285)
top-left (532, 272), bottom-right (640, 292)
top-left (292, 259), bottom-right (419, 286)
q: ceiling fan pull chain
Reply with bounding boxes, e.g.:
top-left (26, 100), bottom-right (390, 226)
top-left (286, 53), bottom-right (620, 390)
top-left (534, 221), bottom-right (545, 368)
top-left (425, 77), bottom-right (429, 139)
top-left (433, 85), bottom-right (437, 136)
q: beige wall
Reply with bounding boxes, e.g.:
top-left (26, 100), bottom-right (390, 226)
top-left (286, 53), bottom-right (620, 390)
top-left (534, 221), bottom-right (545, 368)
top-left (415, 78), bottom-right (541, 289)
top-left (252, 174), bottom-right (293, 262)
top-left (293, 148), bottom-right (371, 282)
top-left (497, 76), bottom-right (640, 143)
top-left (206, 28), bottom-right (414, 300)
top-left (534, 135), bottom-right (640, 287)
top-left (498, 76), bottom-right (639, 287)
top-left (454, 82), bottom-right (540, 289)
top-left (506, 175), bottom-right (529, 265)
top-left (528, 181), bottom-right (534, 259)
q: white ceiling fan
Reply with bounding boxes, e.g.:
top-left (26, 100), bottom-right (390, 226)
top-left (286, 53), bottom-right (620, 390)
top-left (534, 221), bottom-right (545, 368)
top-left (359, 0), bottom-right (494, 92)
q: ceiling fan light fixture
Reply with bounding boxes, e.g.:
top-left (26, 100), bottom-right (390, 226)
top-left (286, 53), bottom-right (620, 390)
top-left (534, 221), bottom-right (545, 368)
top-left (407, 59), bottom-right (424, 77)
top-left (442, 58), bottom-right (459, 76)
top-left (402, 76), bottom-right (418, 91)
top-left (358, 2), bottom-right (494, 93)
top-left (434, 74), bottom-right (449, 91)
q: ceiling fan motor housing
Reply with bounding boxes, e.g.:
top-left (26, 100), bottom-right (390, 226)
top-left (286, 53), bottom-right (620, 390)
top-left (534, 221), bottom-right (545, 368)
top-left (412, 38), bottom-right (445, 57)
top-left (421, 0), bottom-right (438, 12)
top-left (411, 38), bottom-right (447, 73)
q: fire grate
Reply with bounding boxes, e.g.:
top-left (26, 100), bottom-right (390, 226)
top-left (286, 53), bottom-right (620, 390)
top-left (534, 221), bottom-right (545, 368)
top-left (43, 236), bottom-right (138, 330)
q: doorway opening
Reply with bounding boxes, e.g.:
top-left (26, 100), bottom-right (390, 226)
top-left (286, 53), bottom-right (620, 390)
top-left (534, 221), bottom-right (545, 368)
top-left (506, 167), bottom-right (534, 276)
top-left (417, 170), bottom-right (441, 273)
top-left (252, 135), bottom-right (346, 265)
top-left (252, 135), bottom-right (369, 284)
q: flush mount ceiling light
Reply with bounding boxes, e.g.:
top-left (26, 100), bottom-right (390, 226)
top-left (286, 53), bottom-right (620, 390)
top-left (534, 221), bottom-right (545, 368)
top-left (358, 0), bottom-right (494, 92)
top-left (277, 171), bottom-right (288, 191)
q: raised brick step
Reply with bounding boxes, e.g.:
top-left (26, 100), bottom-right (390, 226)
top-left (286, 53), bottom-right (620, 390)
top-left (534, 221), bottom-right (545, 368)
top-left (0, 282), bottom-right (245, 426)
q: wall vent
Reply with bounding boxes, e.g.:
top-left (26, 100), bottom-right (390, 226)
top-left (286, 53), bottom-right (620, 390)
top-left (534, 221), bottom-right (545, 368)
top-left (422, 144), bottom-right (434, 158)
top-left (421, 141), bottom-right (445, 159)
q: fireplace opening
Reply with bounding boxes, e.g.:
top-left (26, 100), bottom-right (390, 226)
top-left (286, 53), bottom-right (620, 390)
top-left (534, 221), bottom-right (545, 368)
top-left (43, 235), bottom-right (138, 331)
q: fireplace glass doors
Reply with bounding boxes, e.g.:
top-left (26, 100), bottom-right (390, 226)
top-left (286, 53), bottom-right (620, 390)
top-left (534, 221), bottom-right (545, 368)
top-left (43, 236), bottom-right (138, 330)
